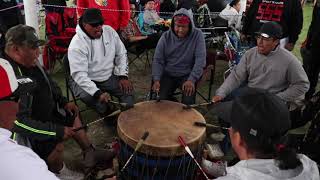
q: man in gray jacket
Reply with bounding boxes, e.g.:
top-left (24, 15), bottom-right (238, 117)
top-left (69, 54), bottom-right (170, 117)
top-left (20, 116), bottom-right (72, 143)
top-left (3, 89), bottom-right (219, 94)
top-left (68, 8), bottom-right (134, 115)
top-left (152, 8), bottom-right (206, 105)
top-left (212, 22), bottom-right (309, 107)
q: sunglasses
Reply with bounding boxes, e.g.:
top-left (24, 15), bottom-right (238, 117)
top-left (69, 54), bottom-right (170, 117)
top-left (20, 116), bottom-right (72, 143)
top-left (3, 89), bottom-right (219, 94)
top-left (255, 35), bottom-right (274, 42)
top-left (89, 22), bottom-right (104, 27)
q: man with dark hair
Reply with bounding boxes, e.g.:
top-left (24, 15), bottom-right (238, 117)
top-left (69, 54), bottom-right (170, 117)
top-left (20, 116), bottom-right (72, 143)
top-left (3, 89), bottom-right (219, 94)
top-left (68, 8), bottom-right (134, 116)
top-left (4, 24), bottom-right (115, 179)
top-left (209, 88), bottom-right (319, 179)
top-left (242, 0), bottom-right (302, 51)
top-left (152, 8), bottom-right (206, 105)
top-left (213, 22), bottom-right (309, 111)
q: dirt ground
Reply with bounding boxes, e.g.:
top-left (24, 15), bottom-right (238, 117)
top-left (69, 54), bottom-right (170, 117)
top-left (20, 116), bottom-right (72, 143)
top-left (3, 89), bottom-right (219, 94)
top-left (49, 52), bottom-right (231, 177)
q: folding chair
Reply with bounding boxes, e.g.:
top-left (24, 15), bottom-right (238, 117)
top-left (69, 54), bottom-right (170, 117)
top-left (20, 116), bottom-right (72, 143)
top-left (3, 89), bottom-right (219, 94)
top-left (63, 8), bottom-right (77, 29)
top-left (62, 54), bottom-right (85, 121)
top-left (127, 43), bottom-right (152, 70)
top-left (43, 10), bottom-right (75, 73)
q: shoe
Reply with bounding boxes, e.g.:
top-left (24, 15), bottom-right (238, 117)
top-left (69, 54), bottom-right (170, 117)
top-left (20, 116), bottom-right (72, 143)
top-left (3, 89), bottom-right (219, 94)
top-left (210, 132), bottom-right (226, 142)
top-left (83, 145), bottom-right (116, 170)
top-left (205, 143), bottom-right (224, 159)
top-left (55, 163), bottom-right (84, 180)
top-left (201, 159), bottom-right (227, 177)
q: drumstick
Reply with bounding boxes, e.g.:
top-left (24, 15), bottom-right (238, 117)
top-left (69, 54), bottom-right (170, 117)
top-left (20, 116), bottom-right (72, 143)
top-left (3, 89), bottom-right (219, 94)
top-left (121, 131), bottom-right (150, 172)
top-left (178, 136), bottom-right (210, 180)
top-left (109, 100), bottom-right (134, 109)
top-left (73, 110), bottom-right (121, 132)
top-left (109, 100), bottom-right (128, 107)
top-left (183, 102), bottom-right (213, 109)
top-left (194, 121), bottom-right (229, 130)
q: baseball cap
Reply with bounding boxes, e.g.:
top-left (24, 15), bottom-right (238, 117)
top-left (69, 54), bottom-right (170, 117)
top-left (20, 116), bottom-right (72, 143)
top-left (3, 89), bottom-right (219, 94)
top-left (5, 25), bottom-right (46, 48)
top-left (255, 21), bottom-right (282, 39)
top-left (212, 88), bottom-right (290, 141)
top-left (82, 8), bottom-right (104, 25)
top-left (0, 59), bottom-right (35, 100)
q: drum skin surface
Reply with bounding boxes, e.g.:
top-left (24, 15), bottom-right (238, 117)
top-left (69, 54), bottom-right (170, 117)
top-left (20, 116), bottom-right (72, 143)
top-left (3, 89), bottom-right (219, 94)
top-left (117, 100), bottom-right (206, 157)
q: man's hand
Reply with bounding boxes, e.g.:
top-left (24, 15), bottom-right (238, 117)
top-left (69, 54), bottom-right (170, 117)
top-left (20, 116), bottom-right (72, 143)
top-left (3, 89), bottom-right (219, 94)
top-left (212, 95), bottom-right (223, 103)
top-left (99, 92), bottom-right (111, 103)
top-left (64, 102), bottom-right (79, 116)
top-left (63, 126), bottom-right (75, 140)
top-left (285, 43), bottom-right (295, 51)
top-left (152, 80), bottom-right (160, 93)
top-left (119, 79), bottom-right (133, 95)
top-left (182, 80), bottom-right (195, 96)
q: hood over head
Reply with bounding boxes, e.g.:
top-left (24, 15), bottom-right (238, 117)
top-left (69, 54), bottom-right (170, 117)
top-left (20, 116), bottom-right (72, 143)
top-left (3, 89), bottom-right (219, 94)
top-left (171, 8), bottom-right (195, 37)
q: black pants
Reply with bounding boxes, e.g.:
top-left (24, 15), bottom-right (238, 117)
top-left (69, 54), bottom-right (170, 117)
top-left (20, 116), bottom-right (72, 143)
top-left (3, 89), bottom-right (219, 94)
top-left (302, 47), bottom-right (320, 100)
top-left (158, 73), bottom-right (196, 105)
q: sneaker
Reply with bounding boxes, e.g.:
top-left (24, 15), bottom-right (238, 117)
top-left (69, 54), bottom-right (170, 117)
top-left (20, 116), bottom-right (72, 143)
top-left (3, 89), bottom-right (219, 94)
top-left (205, 143), bottom-right (224, 159)
top-left (210, 132), bottom-right (226, 142)
top-left (83, 145), bottom-right (116, 170)
top-left (201, 159), bottom-right (227, 177)
top-left (55, 163), bottom-right (84, 180)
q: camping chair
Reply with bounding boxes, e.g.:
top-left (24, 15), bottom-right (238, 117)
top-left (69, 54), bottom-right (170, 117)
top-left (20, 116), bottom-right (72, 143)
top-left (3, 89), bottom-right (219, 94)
top-left (62, 54), bottom-right (86, 120)
top-left (43, 10), bottom-right (75, 73)
top-left (126, 42), bottom-right (152, 70)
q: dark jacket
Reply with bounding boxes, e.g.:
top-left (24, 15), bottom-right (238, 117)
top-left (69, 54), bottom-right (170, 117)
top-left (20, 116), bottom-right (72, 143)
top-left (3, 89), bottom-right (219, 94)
top-left (243, 0), bottom-right (303, 44)
top-left (0, 0), bottom-right (23, 32)
top-left (0, 0), bottom-right (23, 55)
top-left (306, 1), bottom-right (320, 55)
top-left (6, 55), bottom-right (67, 142)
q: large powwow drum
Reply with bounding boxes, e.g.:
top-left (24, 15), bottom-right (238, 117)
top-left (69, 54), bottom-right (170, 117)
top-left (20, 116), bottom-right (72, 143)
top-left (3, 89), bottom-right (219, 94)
top-left (117, 100), bottom-right (206, 180)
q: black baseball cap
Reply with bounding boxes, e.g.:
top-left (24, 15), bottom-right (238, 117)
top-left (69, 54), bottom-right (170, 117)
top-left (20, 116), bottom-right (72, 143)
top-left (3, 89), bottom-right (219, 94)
top-left (5, 25), bottom-right (46, 48)
top-left (212, 88), bottom-right (290, 140)
top-left (82, 8), bottom-right (104, 25)
top-left (255, 21), bottom-right (283, 39)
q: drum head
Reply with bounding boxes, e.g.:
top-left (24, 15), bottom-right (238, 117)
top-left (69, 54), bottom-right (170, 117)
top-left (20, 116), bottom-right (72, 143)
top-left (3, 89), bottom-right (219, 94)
top-left (117, 100), bottom-right (206, 156)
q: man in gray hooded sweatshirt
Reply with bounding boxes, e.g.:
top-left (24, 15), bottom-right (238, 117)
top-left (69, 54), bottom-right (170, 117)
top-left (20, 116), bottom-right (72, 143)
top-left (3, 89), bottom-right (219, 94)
top-left (152, 8), bottom-right (206, 105)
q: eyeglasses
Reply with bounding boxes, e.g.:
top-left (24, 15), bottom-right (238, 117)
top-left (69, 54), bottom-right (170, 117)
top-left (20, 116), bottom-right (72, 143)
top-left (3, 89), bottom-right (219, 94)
top-left (89, 22), bottom-right (103, 27)
top-left (255, 35), bottom-right (274, 42)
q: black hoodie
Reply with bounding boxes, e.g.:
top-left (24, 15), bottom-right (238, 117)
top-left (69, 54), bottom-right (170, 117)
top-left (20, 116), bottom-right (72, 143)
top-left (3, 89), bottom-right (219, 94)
top-left (243, 0), bottom-right (303, 44)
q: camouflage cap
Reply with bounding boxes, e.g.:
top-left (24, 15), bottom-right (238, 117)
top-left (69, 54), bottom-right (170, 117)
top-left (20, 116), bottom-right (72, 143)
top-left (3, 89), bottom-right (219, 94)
top-left (5, 25), bottom-right (46, 48)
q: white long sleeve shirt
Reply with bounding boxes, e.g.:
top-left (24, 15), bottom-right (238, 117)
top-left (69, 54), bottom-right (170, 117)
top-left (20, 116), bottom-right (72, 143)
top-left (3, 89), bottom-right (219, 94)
top-left (68, 25), bottom-right (128, 96)
top-left (0, 128), bottom-right (58, 180)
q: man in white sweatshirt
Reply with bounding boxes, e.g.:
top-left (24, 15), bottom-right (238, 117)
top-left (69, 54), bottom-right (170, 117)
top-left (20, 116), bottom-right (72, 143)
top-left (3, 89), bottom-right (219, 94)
top-left (68, 8), bottom-right (134, 115)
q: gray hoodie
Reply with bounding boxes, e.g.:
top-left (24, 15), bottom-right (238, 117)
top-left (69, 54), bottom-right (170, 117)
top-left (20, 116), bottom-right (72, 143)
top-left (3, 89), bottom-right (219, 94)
top-left (217, 154), bottom-right (319, 180)
top-left (152, 8), bottom-right (206, 83)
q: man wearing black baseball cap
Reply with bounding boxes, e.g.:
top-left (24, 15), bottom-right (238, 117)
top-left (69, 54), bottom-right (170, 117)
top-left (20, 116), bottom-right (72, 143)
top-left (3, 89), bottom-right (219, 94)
top-left (68, 8), bottom-right (134, 116)
top-left (212, 22), bottom-right (309, 129)
top-left (0, 58), bottom-right (58, 180)
top-left (3, 24), bottom-right (116, 179)
top-left (210, 88), bottom-right (319, 179)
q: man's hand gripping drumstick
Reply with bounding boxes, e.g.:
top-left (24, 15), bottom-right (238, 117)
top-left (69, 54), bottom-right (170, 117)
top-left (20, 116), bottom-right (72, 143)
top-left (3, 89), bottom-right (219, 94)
top-left (152, 80), bottom-right (161, 102)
